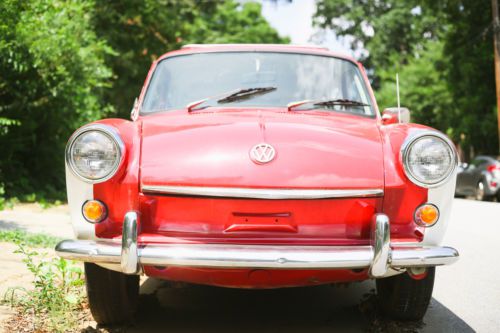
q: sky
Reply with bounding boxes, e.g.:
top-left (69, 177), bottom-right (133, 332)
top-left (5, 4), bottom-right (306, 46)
top-left (258, 0), bottom-right (353, 56)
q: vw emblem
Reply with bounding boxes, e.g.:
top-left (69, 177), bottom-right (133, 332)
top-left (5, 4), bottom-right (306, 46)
top-left (250, 143), bottom-right (276, 164)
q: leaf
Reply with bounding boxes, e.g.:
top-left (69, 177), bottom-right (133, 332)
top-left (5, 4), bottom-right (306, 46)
top-left (64, 293), bottom-right (78, 305)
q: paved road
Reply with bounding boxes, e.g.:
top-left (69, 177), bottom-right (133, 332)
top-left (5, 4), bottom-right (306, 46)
top-left (432, 199), bottom-right (500, 332)
top-left (1, 199), bottom-right (499, 332)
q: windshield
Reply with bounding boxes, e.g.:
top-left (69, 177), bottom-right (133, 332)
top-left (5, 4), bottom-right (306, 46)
top-left (141, 52), bottom-right (374, 116)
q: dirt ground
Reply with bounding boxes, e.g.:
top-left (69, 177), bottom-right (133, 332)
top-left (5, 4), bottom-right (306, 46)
top-left (0, 203), bottom-right (73, 239)
top-left (0, 204), bottom-right (75, 331)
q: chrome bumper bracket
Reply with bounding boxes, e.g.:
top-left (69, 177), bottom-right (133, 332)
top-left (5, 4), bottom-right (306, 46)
top-left (370, 214), bottom-right (390, 278)
top-left (120, 212), bottom-right (139, 274)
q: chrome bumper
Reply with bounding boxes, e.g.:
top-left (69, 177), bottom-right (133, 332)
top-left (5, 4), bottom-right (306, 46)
top-left (55, 212), bottom-right (459, 277)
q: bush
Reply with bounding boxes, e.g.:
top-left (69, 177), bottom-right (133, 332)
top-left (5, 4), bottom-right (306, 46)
top-left (3, 244), bottom-right (85, 332)
top-left (0, 0), bottom-right (288, 202)
top-left (0, 0), bottom-right (113, 200)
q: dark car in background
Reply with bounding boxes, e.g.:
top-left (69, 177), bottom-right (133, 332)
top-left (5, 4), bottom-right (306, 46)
top-left (456, 156), bottom-right (500, 201)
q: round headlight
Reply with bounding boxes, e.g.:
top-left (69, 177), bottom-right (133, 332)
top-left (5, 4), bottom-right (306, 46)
top-left (66, 125), bottom-right (124, 183)
top-left (402, 133), bottom-right (457, 187)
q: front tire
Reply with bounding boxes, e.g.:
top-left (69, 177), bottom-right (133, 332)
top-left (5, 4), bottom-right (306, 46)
top-left (376, 267), bottom-right (435, 321)
top-left (84, 263), bottom-right (140, 325)
top-left (476, 180), bottom-right (492, 201)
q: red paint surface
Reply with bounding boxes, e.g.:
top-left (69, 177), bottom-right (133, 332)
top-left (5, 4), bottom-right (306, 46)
top-left (92, 119), bottom-right (142, 237)
top-left (140, 109), bottom-right (384, 190)
top-left (143, 266), bottom-right (368, 289)
top-left (79, 45), bottom-right (438, 286)
top-left (137, 194), bottom-right (380, 245)
top-left (379, 124), bottom-right (430, 242)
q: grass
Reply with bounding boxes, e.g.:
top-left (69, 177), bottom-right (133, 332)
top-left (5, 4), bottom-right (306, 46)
top-left (0, 228), bottom-right (86, 332)
top-left (0, 203), bottom-right (89, 331)
top-left (2, 244), bottom-right (86, 332)
top-left (0, 229), bottom-right (62, 248)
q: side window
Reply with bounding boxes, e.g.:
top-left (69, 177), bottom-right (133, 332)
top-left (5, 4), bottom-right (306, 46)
top-left (469, 158), bottom-right (487, 170)
top-left (468, 159), bottom-right (481, 170)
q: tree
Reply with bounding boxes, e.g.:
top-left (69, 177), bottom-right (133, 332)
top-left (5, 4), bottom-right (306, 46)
top-left (438, 1), bottom-right (497, 155)
top-left (93, 0), bottom-right (289, 119)
top-left (376, 41), bottom-right (454, 134)
top-left (0, 0), bottom-right (112, 200)
top-left (315, 0), bottom-right (498, 156)
top-left (0, 0), bottom-right (288, 201)
top-left (314, 1), bottom-right (444, 87)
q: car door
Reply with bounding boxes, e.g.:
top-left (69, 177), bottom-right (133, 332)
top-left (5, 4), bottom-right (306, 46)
top-left (459, 159), bottom-right (480, 194)
top-left (455, 164), bottom-right (469, 195)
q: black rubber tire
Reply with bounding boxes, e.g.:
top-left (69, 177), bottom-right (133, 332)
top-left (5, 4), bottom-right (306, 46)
top-left (476, 180), bottom-right (492, 201)
top-left (84, 263), bottom-right (140, 325)
top-left (376, 267), bottom-right (435, 321)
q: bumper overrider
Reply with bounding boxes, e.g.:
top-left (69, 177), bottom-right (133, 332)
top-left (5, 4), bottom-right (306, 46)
top-left (55, 212), bottom-right (459, 277)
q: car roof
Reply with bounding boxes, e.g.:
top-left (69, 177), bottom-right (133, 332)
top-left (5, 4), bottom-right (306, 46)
top-left (474, 155), bottom-right (499, 162)
top-left (156, 44), bottom-right (359, 65)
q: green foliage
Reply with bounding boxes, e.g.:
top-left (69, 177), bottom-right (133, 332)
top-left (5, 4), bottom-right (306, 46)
top-left (3, 244), bottom-right (85, 332)
top-left (188, 1), bottom-right (289, 44)
top-left (93, 0), bottom-right (289, 119)
top-left (0, 229), bottom-right (61, 248)
top-left (0, 0), bottom-right (288, 200)
top-left (377, 40), bottom-right (454, 134)
top-left (438, 1), bottom-right (498, 155)
top-left (0, 184), bottom-right (5, 210)
top-left (315, 0), bottom-right (444, 86)
top-left (315, 0), bottom-right (499, 156)
top-left (0, 0), bottom-right (113, 200)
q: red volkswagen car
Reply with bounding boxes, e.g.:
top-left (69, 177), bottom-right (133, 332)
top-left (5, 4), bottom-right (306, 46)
top-left (56, 44), bottom-right (459, 324)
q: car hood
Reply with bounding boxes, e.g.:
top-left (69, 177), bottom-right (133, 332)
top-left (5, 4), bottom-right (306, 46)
top-left (140, 108), bottom-right (384, 190)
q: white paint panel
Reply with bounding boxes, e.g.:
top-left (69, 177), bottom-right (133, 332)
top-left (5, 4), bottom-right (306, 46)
top-left (65, 165), bottom-right (95, 240)
top-left (424, 169), bottom-right (458, 246)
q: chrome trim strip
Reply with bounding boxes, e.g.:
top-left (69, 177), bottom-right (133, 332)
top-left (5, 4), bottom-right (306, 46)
top-left (55, 241), bottom-right (459, 271)
top-left (140, 185), bottom-right (384, 200)
top-left (121, 212), bottom-right (139, 274)
top-left (56, 241), bottom-right (372, 269)
top-left (141, 244), bottom-right (373, 269)
top-left (390, 246), bottom-right (459, 267)
top-left (56, 239), bottom-right (122, 263)
top-left (369, 214), bottom-right (390, 277)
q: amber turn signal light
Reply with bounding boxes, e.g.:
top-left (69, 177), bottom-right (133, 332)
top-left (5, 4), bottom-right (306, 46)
top-left (82, 200), bottom-right (107, 223)
top-left (414, 203), bottom-right (439, 227)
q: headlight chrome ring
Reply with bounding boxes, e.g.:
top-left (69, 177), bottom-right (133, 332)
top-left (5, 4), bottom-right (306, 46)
top-left (401, 131), bottom-right (458, 188)
top-left (65, 124), bottom-right (125, 183)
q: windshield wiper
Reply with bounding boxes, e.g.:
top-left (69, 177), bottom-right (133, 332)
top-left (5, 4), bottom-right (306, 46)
top-left (287, 98), bottom-right (368, 111)
top-left (187, 87), bottom-right (277, 112)
top-left (217, 87), bottom-right (276, 103)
